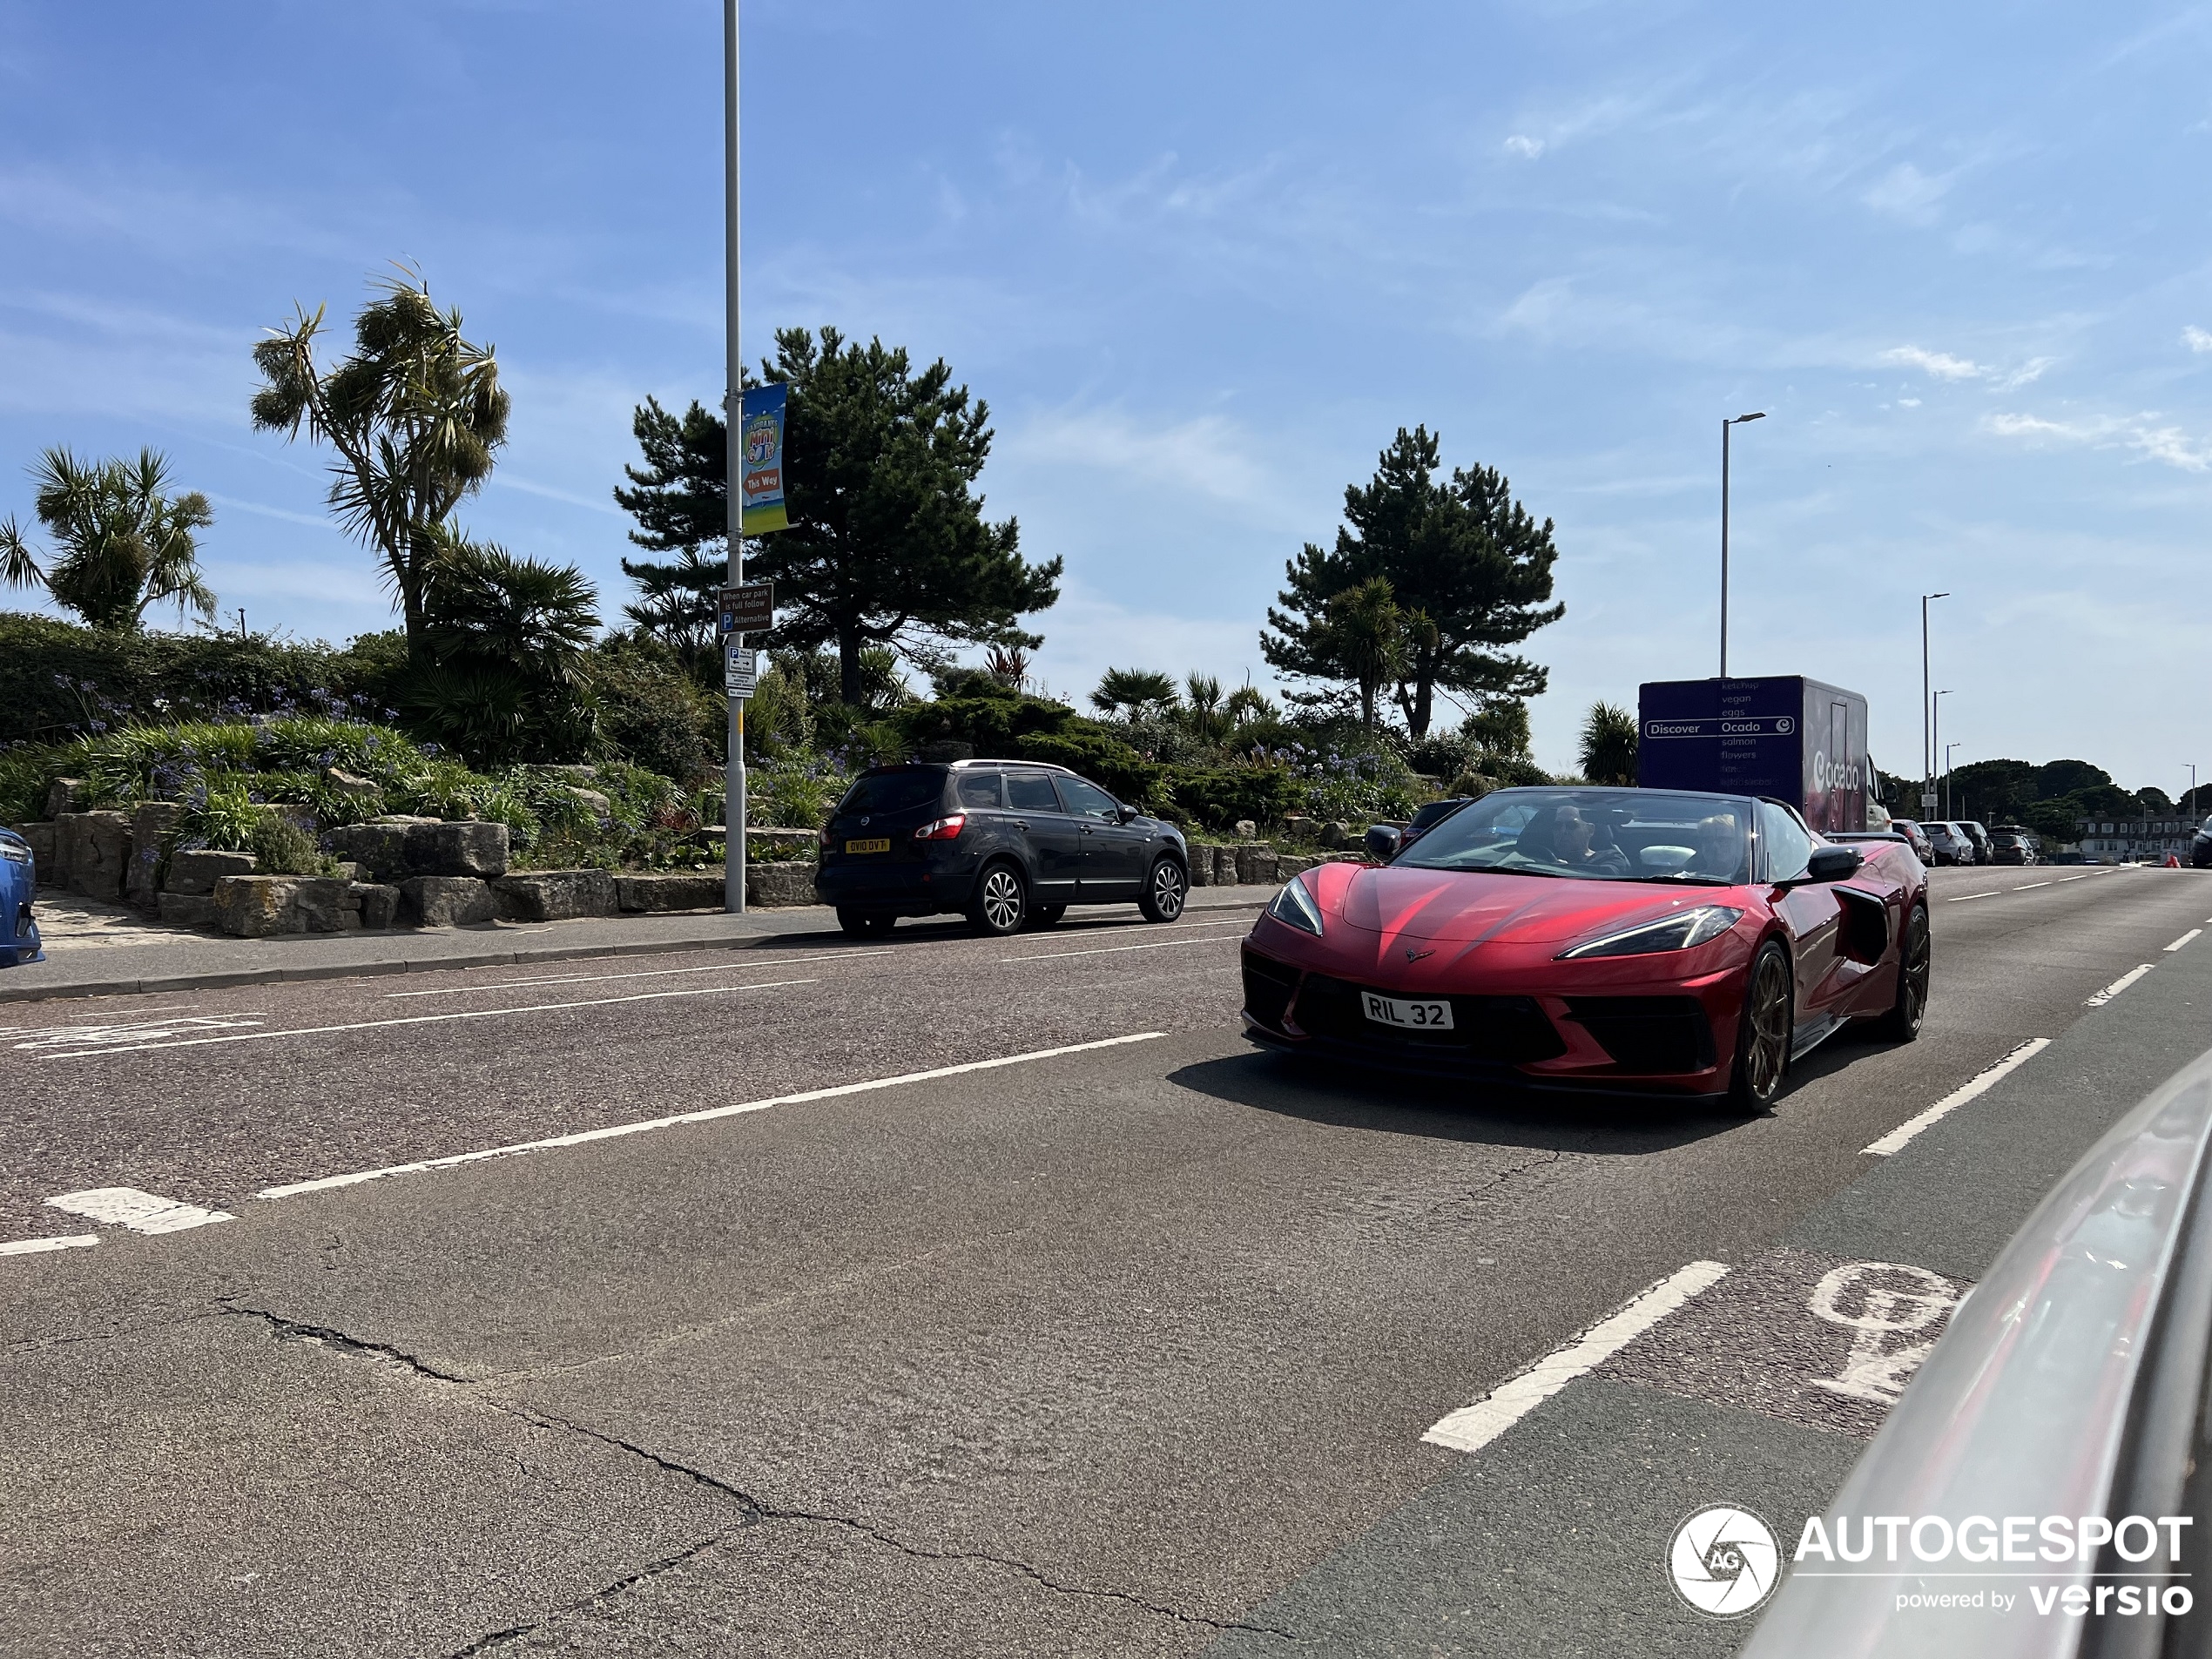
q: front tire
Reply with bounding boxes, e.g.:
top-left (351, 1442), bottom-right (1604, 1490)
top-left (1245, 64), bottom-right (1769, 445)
top-left (1874, 900), bottom-right (1931, 1042)
top-left (1138, 857), bottom-right (1189, 922)
top-left (1727, 940), bottom-right (1793, 1115)
top-left (967, 862), bottom-right (1028, 936)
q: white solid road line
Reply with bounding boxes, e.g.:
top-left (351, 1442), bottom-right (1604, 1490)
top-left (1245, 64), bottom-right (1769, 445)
top-left (383, 951), bottom-right (889, 999)
top-left (36, 978), bottom-right (816, 1060)
top-left (258, 1031), bottom-right (1168, 1201)
top-left (1008, 935), bottom-right (1241, 962)
top-left (1862, 1039), bottom-right (2053, 1157)
top-left (2087, 965), bottom-right (2155, 1008)
top-left (1422, 1261), bottom-right (1731, 1454)
top-left (0, 1235), bottom-right (98, 1257)
top-left (46, 1187), bottom-right (234, 1234)
top-left (2167, 929), bottom-right (2202, 953)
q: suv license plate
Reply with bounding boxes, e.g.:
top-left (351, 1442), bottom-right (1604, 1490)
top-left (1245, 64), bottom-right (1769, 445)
top-left (845, 838), bottom-right (891, 854)
top-left (1362, 992), bottom-right (1453, 1031)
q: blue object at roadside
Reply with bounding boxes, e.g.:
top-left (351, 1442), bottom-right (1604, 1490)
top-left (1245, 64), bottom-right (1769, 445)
top-left (0, 827), bottom-right (44, 966)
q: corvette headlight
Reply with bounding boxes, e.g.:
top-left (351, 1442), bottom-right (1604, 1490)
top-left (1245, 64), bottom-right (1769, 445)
top-left (1557, 905), bottom-right (1743, 961)
top-left (1267, 874), bottom-right (1325, 936)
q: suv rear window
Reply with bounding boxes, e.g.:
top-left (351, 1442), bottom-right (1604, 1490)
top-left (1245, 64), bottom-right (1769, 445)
top-left (837, 770), bottom-right (947, 816)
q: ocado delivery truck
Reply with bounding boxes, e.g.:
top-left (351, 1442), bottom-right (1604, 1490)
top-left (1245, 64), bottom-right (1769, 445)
top-left (1635, 676), bottom-right (1871, 835)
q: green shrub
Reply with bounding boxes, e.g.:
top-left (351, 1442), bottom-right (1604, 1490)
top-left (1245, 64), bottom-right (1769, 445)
top-left (249, 813), bottom-right (327, 876)
top-left (1015, 730), bottom-right (1162, 805)
top-left (1162, 765), bottom-right (1303, 830)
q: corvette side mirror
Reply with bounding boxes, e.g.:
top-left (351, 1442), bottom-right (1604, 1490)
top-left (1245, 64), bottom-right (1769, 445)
top-left (1802, 846), bottom-right (1863, 884)
top-left (1364, 824), bottom-right (1402, 860)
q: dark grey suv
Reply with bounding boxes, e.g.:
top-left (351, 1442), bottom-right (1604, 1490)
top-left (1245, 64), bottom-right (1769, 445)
top-left (813, 759), bottom-right (1192, 938)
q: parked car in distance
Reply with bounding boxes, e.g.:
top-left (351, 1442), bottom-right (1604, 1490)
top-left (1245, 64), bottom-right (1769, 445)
top-left (1923, 822), bottom-right (1972, 866)
top-left (1, 827), bottom-right (42, 967)
top-left (1398, 796), bottom-right (1474, 852)
top-left (814, 759), bottom-right (1191, 938)
top-left (1888, 818), bottom-right (1935, 861)
top-left (2194, 815), bottom-right (2212, 870)
top-left (1957, 820), bottom-right (1995, 864)
top-left (1988, 826), bottom-right (2040, 866)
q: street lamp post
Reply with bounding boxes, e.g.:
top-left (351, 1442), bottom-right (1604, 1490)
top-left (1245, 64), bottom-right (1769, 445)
top-left (1921, 592), bottom-right (1948, 816)
top-left (1720, 411), bottom-right (1766, 679)
top-left (1932, 691), bottom-right (1954, 819)
top-left (721, 0), bottom-right (745, 914)
top-left (1944, 739), bottom-right (1961, 820)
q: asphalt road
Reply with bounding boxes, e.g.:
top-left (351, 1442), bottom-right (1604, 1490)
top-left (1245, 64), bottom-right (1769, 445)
top-left (3, 863), bottom-right (2209, 1656)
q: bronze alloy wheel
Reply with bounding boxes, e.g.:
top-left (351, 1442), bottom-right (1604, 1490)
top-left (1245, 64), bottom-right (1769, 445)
top-left (1140, 857), bottom-right (1189, 922)
top-left (1729, 941), bottom-right (1793, 1113)
top-left (971, 864), bottom-right (1026, 935)
top-left (1878, 900), bottom-right (1931, 1042)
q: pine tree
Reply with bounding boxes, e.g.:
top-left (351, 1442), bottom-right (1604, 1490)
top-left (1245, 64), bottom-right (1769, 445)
top-left (1261, 427), bottom-right (1562, 737)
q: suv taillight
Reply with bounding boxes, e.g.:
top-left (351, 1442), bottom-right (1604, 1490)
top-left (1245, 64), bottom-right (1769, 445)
top-left (914, 814), bottom-right (967, 841)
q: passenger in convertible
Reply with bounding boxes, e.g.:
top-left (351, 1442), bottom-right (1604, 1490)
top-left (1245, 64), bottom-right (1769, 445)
top-left (1514, 803), bottom-right (1631, 877)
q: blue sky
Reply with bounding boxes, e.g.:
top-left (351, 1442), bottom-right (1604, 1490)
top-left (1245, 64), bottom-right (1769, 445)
top-left (3, 3), bottom-right (2209, 792)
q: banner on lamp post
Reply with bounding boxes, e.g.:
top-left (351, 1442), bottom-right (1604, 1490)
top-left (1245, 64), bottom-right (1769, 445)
top-left (739, 384), bottom-right (790, 534)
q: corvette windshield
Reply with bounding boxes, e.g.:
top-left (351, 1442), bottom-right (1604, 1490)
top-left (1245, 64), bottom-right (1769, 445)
top-left (1393, 788), bottom-right (1755, 884)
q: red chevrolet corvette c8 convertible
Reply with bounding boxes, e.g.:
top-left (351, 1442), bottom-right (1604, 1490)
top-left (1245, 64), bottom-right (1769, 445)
top-left (1240, 786), bottom-right (1931, 1112)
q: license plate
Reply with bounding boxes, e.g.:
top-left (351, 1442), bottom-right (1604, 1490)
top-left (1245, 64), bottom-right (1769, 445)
top-left (845, 838), bottom-right (890, 854)
top-left (1362, 992), bottom-right (1453, 1031)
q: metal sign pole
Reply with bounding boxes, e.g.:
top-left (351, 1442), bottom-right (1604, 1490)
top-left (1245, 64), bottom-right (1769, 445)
top-left (721, 0), bottom-right (745, 914)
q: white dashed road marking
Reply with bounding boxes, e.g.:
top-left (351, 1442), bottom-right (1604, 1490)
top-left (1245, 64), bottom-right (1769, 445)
top-left (382, 953), bottom-right (887, 999)
top-left (30, 979), bottom-right (817, 1059)
top-left (2013, 881), bottom-right (2051, 891)
top-left (1862, 1039), bottom-right (2052, 1157)
top-left (11, 1015), bottom-right (266, 1052)
top-left (2166, 929), bottom-right (2201, 953)
top-left (258, 1031), bottom-right (1169, 1201)
top-left (0, 1234), bottom-right (98, 1257)
top-left (2087, 966), bottom-right (2154, 1008)
top-left (46, 1187), bottom-right (234, 1234)
top-left (1946, 892), bottom-right (1998, 903)
top-left (1007, 935), bottom-right (1240, 962)
top-left (1422, 1260), bottom-right (1730, 1453)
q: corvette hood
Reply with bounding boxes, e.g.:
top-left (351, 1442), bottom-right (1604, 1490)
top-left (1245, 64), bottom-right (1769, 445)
top-left (1318, 862), bottom-right (1728, 948)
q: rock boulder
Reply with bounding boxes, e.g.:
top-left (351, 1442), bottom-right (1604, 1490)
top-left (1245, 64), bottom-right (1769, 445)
top-left (490, 870), bottom-right (618, 922)
top-left (746, 862), bottom-right (819, 908)
top-left (615, 873), bottom-right (725, 913)
top-left (166, 849), bottom-right (256, 895)
top-left (126, 802), bottom-right (183, 909)
top-left (60, 812), bottom-right (132, 902)
top-left (400, 876), bottom-right (498, 927)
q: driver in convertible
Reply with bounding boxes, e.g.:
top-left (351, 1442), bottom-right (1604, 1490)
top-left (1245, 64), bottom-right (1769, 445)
top-left (1688, 813), bottom-right (1745, 880)
top-left (1514, 803), bottom-right (1631, 876)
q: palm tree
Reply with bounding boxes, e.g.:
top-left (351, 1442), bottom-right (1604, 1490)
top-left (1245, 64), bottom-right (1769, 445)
top-left (1090, 666), bottom-right (1179, 719)
top-left (0, 447), bottom-right (216, 630)
top-left (250, 267), bottom-right (509, 651)
top-left (1579, 701), bottom-right (1640, 786)
top-left (1182, 672), bottom-right (1230, 743)
top-left (1318, 577), bottom-right (1409, 735)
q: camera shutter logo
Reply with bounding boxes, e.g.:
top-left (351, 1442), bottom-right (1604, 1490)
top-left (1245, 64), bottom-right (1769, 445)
top-left (1669, 1505), bottom-right (1780, 1618)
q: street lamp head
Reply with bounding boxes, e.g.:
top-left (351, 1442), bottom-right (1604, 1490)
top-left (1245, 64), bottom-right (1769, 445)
top-left (1732, 412), bottom-right (1767, 424)
top-left (1929, 590), bottom-right (1950, 600)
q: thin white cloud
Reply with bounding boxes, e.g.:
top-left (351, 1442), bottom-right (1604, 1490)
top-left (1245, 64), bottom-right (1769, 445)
top-left (1983, 410), bottom-right (2212, 472)
top-left (1861, 162), bottom-right (1952, 226)
top-left (2185, 326), bottom-right (2212, 354)
top-left (1504, 135), bottom-right (1545, 160)
top-left (1993, 356), bottom-right (2055, 389)
top-left (1882, 344), bottom-right (1984, 381)
top-left (1002, 405), bottom-right (1292, 524)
